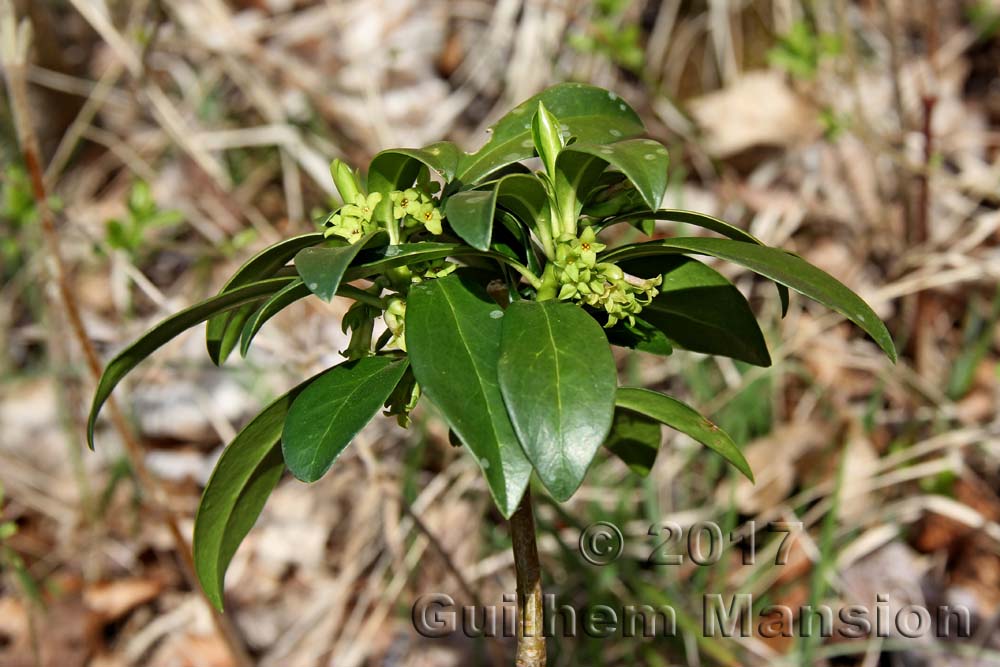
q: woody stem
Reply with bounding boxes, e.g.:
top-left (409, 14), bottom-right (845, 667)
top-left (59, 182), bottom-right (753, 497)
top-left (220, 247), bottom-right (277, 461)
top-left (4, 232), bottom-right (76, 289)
top-left (510, 489), bottom-right (546, 667)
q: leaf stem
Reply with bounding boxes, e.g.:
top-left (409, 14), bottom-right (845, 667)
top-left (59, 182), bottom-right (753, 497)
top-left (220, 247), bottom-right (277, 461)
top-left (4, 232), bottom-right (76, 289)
top-left (510, 488), bottom-right (546, 667)
top-left (534, 215), bottom-right (555, 261)
top-left (535, 264), bottom-right (558, 301)
top-left (506, 259), bottom-right (544, 291)
top-left (386, 216), bottom-right (401, 245)
top-left (338, 283), bottom-right (386, 309)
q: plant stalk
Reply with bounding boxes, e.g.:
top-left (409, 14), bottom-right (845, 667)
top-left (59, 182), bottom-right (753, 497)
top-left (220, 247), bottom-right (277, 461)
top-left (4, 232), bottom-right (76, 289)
top-left (510, 488), bottom-right (546, 667)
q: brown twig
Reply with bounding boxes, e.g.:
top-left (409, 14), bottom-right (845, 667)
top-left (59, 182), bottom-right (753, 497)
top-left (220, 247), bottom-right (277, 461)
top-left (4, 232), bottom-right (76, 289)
top-left (0, 5), bottom-right (251, 666)
top-left (907, 2), bottom-right (941, 373)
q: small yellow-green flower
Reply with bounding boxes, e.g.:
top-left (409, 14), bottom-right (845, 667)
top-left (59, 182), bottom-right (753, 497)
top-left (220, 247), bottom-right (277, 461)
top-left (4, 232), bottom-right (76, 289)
top-left (342, 192), bottom-right (382, 221)
top-left (324, 192), bottom-right (383, 244)
top-left (324, 212), bottom-right (365, 243)
top-left (573, 226), bottom-right (606, 265)
top-left (416, 202), bottom-right (443, 235)
top-left (391, 189), bottom-right (423, 219)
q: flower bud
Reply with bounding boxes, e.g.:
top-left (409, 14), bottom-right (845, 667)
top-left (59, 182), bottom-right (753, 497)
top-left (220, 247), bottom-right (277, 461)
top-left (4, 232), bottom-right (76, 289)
top-left (331, 159), bottom-right (362, 205)
top-left (531, 101), bottom-right (564, 179)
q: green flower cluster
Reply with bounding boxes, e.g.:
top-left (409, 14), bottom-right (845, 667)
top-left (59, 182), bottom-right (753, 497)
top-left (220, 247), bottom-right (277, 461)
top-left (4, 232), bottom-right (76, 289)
top-left (552, 227), bottom-right (661, 327)
top-left (324, 192), bottom-right (382, 243)
top-left (324, 188), bottom-right (443, 243)
top-left (391, 188), bottom-right (443, 236)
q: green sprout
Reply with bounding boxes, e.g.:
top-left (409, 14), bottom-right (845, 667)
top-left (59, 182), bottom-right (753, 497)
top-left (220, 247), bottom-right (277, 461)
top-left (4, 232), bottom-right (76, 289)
top-left (104, 180), bottom-right (183, 258)
top-left (767, 20), bottom-right (843, 80)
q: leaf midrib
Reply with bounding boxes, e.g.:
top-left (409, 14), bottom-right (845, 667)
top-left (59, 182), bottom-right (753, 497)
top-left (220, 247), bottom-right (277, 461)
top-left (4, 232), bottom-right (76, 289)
top-left (437, 283), bottom-right (507, 469)
top-left (538, 306), bottom-right (572, 484)
top-left (301, 362), bottom-right (394, 477)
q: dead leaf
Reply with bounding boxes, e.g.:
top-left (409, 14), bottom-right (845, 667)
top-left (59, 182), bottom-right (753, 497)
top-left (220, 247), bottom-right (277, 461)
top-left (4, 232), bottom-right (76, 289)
top-left (84, 578), bottom-right (164, 622)
top-left (689, 71), bottom-right (821, 158)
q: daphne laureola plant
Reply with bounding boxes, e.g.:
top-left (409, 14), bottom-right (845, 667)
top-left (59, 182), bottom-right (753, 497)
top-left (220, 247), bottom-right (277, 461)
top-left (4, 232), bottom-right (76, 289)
top-left (88, 83), bottom-right (895, 665)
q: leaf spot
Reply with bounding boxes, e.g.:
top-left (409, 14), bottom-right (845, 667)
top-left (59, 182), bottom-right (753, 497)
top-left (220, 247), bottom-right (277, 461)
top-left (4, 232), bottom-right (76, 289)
top-left (600, 147), bottom-right (614, 155)
top-left (643, 153), bottom-right (656, 161)
top-left (481, 457), bottom-right (491, 469)
top-left (521, 139), bottom-right (534, 148)
top-left (308, 282), bottom-right (318, 290)
top-left (489, 310), bottom-right (504, 319)
top-left (608, 91), bottom-right (618, 101)
top-left (609, 129), bottom-right (622, 137)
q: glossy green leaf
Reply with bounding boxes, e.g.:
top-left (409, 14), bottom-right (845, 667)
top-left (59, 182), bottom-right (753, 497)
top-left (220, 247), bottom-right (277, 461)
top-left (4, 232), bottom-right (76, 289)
top-left (282, 356), bottom-right (409, 482)
top-left (295, 234), bottom-right (373, 302)
top-left (494, 173), bottom-right (549, 232)
top-left (553, 151), bottom-right (612, 229)
top-left (604, 315), bottom-right (674, 356)
top-left (206, 233), bottom-right (324, 365)
top-left (623, 256), bottom-right (771, 366)
top-left (616, 387), bottom-right (753, 481)
top-left (406, 275), bottom-right (532, 517)
top-left (600, 208), bottom-right (762, 244)
top-left (194, 365), bottom-right (336, 610)
top-left (582, 175), bottom-right (647, 218)
top-left (87, 276), bottom-right (298, 449)
top-left (493, 211), bottom-right (541, 276)
top-left (367, 142), bottom-right (460, 191)
top-left (348, 241), bottom-right (467, 276)
top-left (497, 300), bottom-right (617, 501)
top-left (344, 241), bottom-right (534, 286)
top-left (458, 83), bottom-right (645, 184)
top-left (602, 237), bottom-right (896, 362)
top-left (604, 408), bottom-right (662, 476)
top-left (446, 174), bottom-right (548, 258)
top-left (559, 138), bottom-right (669, 211)
top-left (367, 143), bottom-right (459, 224)
top-left (445, 188), bottom-right (497, 251)
top-left (239, 282), bottom-right (386, 357)
top-left (239, 280), bottom-right (311, 356)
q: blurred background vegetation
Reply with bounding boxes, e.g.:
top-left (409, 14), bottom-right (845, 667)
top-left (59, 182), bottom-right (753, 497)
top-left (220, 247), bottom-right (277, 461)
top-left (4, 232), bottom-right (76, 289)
top-left (1, 0), bottom-right (1000, 665)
